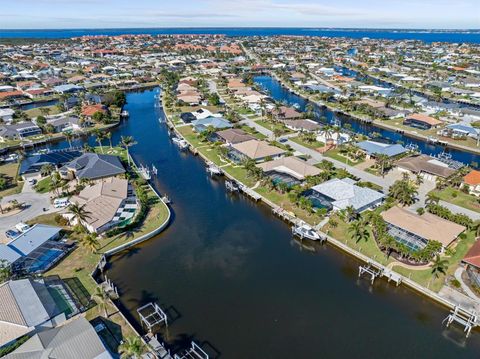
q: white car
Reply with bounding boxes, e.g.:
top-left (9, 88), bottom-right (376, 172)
top-left (53, 198), bottom-right (70, 208)
top-left (15, 222), bottom-right (30, 233)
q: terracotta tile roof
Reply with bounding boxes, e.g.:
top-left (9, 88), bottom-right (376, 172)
top-left (463, 170), bottom-right (480, 186)
top-left (406, 113), bottom-right (442, 126)
top-left (463, 240), bottom-right (480, 268)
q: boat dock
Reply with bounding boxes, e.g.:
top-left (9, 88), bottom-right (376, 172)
top-left (173, 342), bottom-right (209, 359)
top-left (444, 306), bottom-right (478, 338)
top-left (137, 302), bottom-right (168, 333)
top-left (358, 262), bottom-right (402, 286)
top-left (239, 184), bottom-right (261, 201)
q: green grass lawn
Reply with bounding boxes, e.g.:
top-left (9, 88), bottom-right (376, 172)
top-left (176, 126), bottom-right (205, 148)
top-left (289, 135), bottom-right (325, 150)
top-left (34, 176), bottom-right (52, 193)
top-left (222, 165), bottom-right (257, 187)
top-left (0, 162), bottom-right (22, 197)
top-left (324, 148), bottom-right (365, 165)
top-left (433, 188), bottom-right (480, 213)
top-left (25, 105), bottom-right (62, 118)
top-left (255, 120), bottom-right (293, 134)
top-left (240, 125), bottom-right (267, 140)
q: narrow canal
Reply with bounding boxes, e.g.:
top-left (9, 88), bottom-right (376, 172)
top-left (50, 88), bottom-right (480, 358)
top-left (254, 75), bottom-right (480, 167)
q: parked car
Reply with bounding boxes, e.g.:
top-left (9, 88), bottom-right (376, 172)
top-left (5, 229), bottom-right (20, 239)
top-left (27, 178), bottom-right (37, 185)
top-left (54, 198), bottom-right (70, 208)
top-left (15, 222), bottom-right (30, 233)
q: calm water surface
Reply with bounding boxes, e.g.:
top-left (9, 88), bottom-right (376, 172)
top-left (63, 88), bottom-right (480, 358)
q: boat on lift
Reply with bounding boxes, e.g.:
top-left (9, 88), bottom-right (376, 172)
top-left (207, 164), bottom-right (223, 176)
top-left (138, 164), bottom-right (151, 180)
top-left (292, 223), bottom-right (322, 241)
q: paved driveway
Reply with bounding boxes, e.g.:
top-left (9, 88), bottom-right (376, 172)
top-left (0, 180), bottom-right (59, 240)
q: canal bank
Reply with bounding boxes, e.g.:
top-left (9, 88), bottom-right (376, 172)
top-left (93, 87), bottom-right (480, 358)
top-left (256, 73), bottom-right (480, 164)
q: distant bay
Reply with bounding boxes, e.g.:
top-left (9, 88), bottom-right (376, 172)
top-left (1, 27), bottom-right (480, 43)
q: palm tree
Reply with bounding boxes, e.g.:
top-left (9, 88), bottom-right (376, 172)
top-left (79, 233), bottom-right (100, 253)
top-left (91, 286), bottom-right (110, 318)
top-left (94, 130), bottom-right (105, 154)
top-left (430, 254), bottom-right (449, 279)
top-left (119, 336), bottom-right (146, 359)
top-left (67, 202), bottom-right (92, 229)
top-left (105, 131), bottom-right (113, 149)
top-left (40, 163), bottom-right (54, 177)
top-left (64, 132), bottom-right (74, 148)
top-left (120, 136), bottom-right (137, 166)
top-left (348, 220), bottom-right (369, 243)
top-left (375, 154), bottom-right (391, 178)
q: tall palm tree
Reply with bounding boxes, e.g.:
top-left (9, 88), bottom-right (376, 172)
top-left (430, 254), bottom-right (449, 279)
top-left (120, 136), bottom-right (137, 166)
top-left (375, 154), bottom-right (391, 178)
top-left (105, 131), bottom-right (113, 149)
top-left (119, 336), bottom-right (146, 359)
top-left (79, 233), bottom-right (100, 253)
top-left (94, 130), bottom-right (105, 154)
top-left (91, 286), bottom-right (110, 318)
top-left (40, 163), bottom-right (54, 177)
top-left (64, 132), bottom-right (74, 148)
top-left (67, 202), bottom-right (92, 229)
top-left (348, 220), bottom-right (369, 243)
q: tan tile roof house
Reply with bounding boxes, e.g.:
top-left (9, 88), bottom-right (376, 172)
top-left (231, 140), bottom-right (286, 162)
top-left (396, 154), bottom-right (456, 178)
top-left (257, 156), bottom-right (321, 181)
top-left (381, 206), bottom-right (465, 249)
top-left (214, 128), bottom-right (256, 145)
top-left (66, 178), bottom-right (137, 234)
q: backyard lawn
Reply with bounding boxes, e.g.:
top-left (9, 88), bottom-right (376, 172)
top-left (289, 135), bottom-right (325, 150)
top-left (0, 162), bottom-right (22, 197)
top-left (324, 147), bottom-right (365, 165)
top-left (433, 188), bottom-right (480, 213)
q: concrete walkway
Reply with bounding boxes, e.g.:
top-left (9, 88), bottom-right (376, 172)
top-left (454, 267), bottom-right (480, 301)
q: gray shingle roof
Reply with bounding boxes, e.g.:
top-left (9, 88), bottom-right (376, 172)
top-left (64, 153), bottom-right (125, 180)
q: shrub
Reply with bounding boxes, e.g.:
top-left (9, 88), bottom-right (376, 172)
top-left (54, 214), bottom-right (68, 226)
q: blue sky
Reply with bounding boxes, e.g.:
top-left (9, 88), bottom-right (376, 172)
top-left (1, 0), bottom-right (479, 29)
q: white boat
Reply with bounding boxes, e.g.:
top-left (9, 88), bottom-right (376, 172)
top-left (120, 110), bottom-right (129, 118)
top-left (207, 164), bottom-right (222, 176)
top-left (292, 223), bottom-right (322, 241)
top-left (172, 137), bottom-right (189, 150)
top-left (138, 165), bottom-right (151, 180)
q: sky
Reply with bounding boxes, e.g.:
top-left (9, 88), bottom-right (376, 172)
top-left (1, 0), bottom-right (479, 29)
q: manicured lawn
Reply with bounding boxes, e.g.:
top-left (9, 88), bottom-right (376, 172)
top-left (25, 105), bottom-right (62, 118)
top-left (0, 162), bottom-right (22, 197)
top-left (289, 135), bottom-right (325, 150)
top-left (35, 176), bottom-right (52, 193)
top-left (433, 188), bottom-right (480, 213)
top-left (255, 120), bottom-right (293, 134)
top-left (324, 148), bottom-right (364, 165)
top-left (240, 125), bottom-right (267, 140)
top-left (323, 214), bottom-right (393, 267)
top-left (176, 126), bottom-right (205, 148)
top-left (222, 165), bottom-right (257, 187)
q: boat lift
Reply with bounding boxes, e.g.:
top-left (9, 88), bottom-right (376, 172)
top-left (173, 342), bottom-right (209, 359)
top-left (225, 180), bottom-right (239, 193)
top-left (137, 302), bottom-right (168, 333)
top-left (358, 263), bottom-right (383, 285)
top-left (443, 306), bottom-right (478, 338)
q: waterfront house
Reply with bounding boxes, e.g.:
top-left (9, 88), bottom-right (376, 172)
top-left (309, 178), bottom-right (384, 212)
top-left (230, 139), bottom-right (286, 163)
top-left (381, 206), bottom-right (465, 252)
top-left (81, 104), bottom-right (108, 119)
top-left (0, 108), bottom-right (14, 123)
top-left (462, 170), bottom-right (480, 196)
top-left (439, 123), bottom-right (480, 140)
top-left (214, 128), bottom-right (256, 145)
top-left (282, 119), bottom-right (321, 132)
top-left (396, 154), bottom-right (456, 181)
top-left (4, 316), bottom-right (112, 359)
top-left (0, 224), bottom-right (71, 275)
top-left (270, 106), bottom-right (302, 120)
top-left (47, 115), bottom-right (85, 133)
top-left (0, 122), bottom-right (42, 141)
top-left (19, 149), bottom-right (82, 178)
top-left (53, 84), bottom-right (83, 94)
top-left (462, 240), bottom-right (480, 287)
top-left (356, 140), bottom-right (407, 159)
top-left (257, 156), bottom-right (321, 185)
top-left (60, 153), bottom-right (125, 181)
top-left (0, 278), bottom-right (74, 348)
top-left (65, 177), bottom-right (137, 234)
top-left (191, 117), bottom-right (232, 133)
top-left (403, 113), bottom-right (442, 130)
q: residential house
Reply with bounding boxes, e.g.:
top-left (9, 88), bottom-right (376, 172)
top-left (0, 122), bottom-right (42, 141)
top-left (462, 170), bottom-right (480, 196)
top-left (356, 140), bottom-right (407, 159)
top-left (282, 119), bottom-right (321, 132)
top-left (0, 108), bottom-right (14, 123)
top-left (60, 153), bottom-right (125, 181)
top-left (230, 139), bottom-right (286, 163)
top-left (19, 150), bottom-right (82, 178)
top-left (404, 113), bottom-right (442, 130)
top-left (308, 178), bottom-right (384, 212)
top-left (462, 240), bottom-right (480, 287)
top-left (191, 117), bottom-right (232, 133)
top-left (257, 156), bottom-right (321, 185)
top-left (214, 128), bottom-right (256, 145)
top-left (4, 316), bottom-right (112, 359)
top-left (65, 177), bottom-right (137, 234)
top-left (381, 206), bottom-right (465, 251)
top-left (396, 154), bottom-right (456, 181)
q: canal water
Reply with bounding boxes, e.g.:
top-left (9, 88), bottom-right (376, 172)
top-left (48, 88), bottom-right (480, 358)
top-left (254, 75), bottom-right (480, 167)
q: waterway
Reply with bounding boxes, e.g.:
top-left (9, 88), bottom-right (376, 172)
top-left (254, 75), bottom-right (480, 167)
top-left (43, 88), bottom-right (480, 358)
top-left (1, 28), bottom-right (480, 43)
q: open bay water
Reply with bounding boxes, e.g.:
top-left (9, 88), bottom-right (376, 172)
top-left (1, 28), bottom-right (479, 43)
top-left (48, 88), bottom-right (480, 358)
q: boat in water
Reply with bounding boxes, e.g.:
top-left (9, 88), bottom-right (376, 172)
top-left (120, 110), bottom-right (129, 118)
top-left (172, 137), bottom-right (189, 150)
top-left (292, 223), bottom-right (322, 241)
top-left (207, 163), bottom-right (223, 176)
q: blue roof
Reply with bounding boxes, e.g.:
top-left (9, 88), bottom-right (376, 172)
top-left (0, 244), bottom-right (22, 264)
top-left (191, 117), bottom-right (232, 131)
top-left (446, 123), bottom-right (480, 136)
top-left (8, 224), bottom-right (61, 256)
top-left (357, 140), bottom-right (407, 157)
